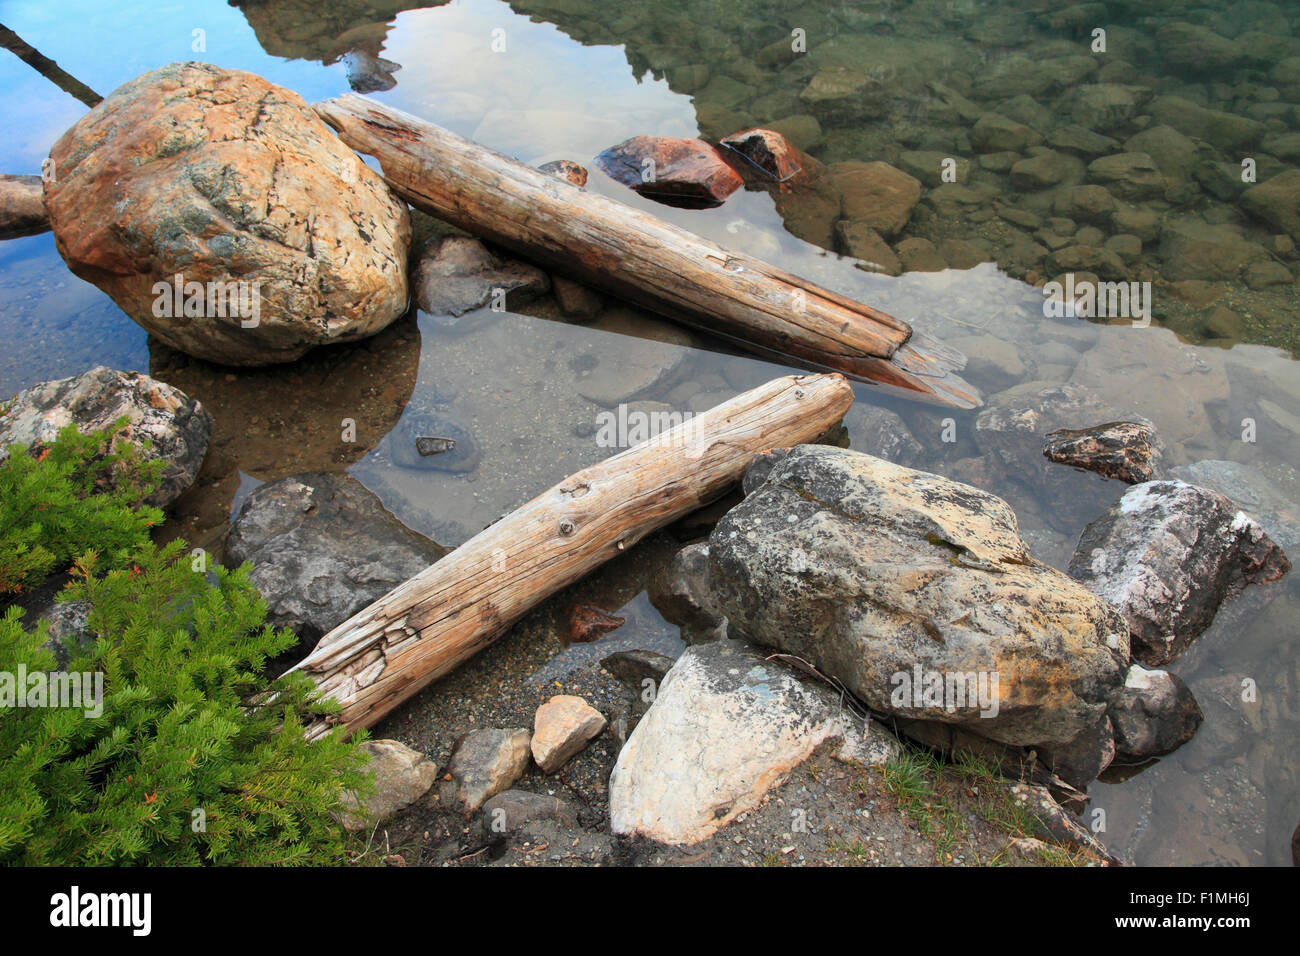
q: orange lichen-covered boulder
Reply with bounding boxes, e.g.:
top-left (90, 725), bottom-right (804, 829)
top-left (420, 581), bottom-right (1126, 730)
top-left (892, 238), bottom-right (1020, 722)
top-left (43, 62), bottom-right (411, 366)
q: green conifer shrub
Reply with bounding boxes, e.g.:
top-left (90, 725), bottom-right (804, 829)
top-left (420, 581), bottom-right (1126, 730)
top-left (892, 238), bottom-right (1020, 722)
top-left (0, 418), bottom-right (163, 594)
top-left (0, 423), bottom-right (370, 865)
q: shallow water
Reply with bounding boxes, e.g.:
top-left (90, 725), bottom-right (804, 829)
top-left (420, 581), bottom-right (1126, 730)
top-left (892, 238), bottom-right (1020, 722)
top-left (1, 0), bottom-right (1297, 864)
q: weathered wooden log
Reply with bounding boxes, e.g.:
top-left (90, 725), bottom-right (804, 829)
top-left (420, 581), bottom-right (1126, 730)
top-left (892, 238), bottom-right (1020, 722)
top-left (286, 372), bottom-right (854, 738)
top-left (314, 94), bottom-right (980, 410)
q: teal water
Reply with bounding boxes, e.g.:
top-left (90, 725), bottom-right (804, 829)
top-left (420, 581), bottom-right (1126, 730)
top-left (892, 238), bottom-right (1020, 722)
top-left (1, 0), bottom-right (1297, 865)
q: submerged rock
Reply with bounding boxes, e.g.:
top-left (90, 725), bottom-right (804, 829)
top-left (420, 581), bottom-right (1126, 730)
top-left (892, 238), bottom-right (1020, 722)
top-left (1109, 664), bottom-right (1202, 760)
top-left (831, 161), bottom-right (922, 238)
top-left (338, 739), bottom-right (438, 831)
top-left (44, 62), bottom-right (411, 365)
top-left (705, 445), bottom-right (1129, 782)
top-left (1069, 481), bottom-right (1291, 666)
top-left (0, 173), bottom-right (47, 238)
top-left (594, 135), bottom-right (742, 208)
top-left (600, 649), bottom-right (675, 694)
top-left (531, 695), bottom-right (606, 773)
top-left (0, 366), bottom-right (210, 508)
top-left (1043, 421), bottom-right (1163, 484)
top-left (388, 410), bottom-right (480, 473)
top-left (413, 235), bottom-right (549, 319)
top-left (225, 472), bottom-right (448, 642)
top-left (447, 728), bottom-right (532, 813)
top-left (609, 639), bottom-right (896, 845)
top-left (799, 68), bottom-right (888, 125)
top-left (1240, 169), bottom-right (1300, 242)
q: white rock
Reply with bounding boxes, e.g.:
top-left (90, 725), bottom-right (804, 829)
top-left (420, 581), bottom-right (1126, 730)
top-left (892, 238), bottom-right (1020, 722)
top-left (609, 640), bottom-right (897, 845)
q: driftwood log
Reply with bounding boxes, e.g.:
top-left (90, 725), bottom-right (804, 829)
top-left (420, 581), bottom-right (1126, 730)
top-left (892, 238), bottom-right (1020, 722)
top-left (314, 94), bottom-right (980, 410)
top-left (286, 373), bottom-right (854, 738)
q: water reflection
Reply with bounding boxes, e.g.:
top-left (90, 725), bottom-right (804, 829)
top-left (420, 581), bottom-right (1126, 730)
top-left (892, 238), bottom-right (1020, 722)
top-left (0, 0), bottom-right (1296, 865)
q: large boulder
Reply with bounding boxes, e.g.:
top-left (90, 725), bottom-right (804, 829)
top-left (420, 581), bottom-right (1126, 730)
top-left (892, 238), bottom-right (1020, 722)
top-left (43, 62), bottom-right (411, 366)
top-left (0, 366), bottom-right (210, 508)
top-left (225, 472), bottom-right (448, 642)
top-left (1068, 480), bottom-right (1290, 666)
top-left (609, 639), bottom-right (896, 845)
top-left (705, 446), bottom-right (1130, 774)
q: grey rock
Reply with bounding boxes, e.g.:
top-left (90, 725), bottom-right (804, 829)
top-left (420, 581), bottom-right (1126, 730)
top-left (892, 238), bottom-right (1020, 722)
top-left (847, 403), bottom-right (927, 468)
top-left (338, 739), bottom-right (438, 831)
top-left (413, 236), bottom-right (549, 319)
top-left (341, 50), bottom-right (400, 93)
top-left (481, 789), bottom-right (579, 837)
top-left (706, 445), bottom-right (1130, 781)
top-left (600, 649), bottom-right (676, 693)
top-left (447, 728), bottom-right (532, 812)
top-left (1169, 460), bottom-right (1300, 552)
top-left (389, 410), bottom-right (480, 473)
top-left (0, 366), bottom-right (210, 508)
top-left (1069, 480), bottom-right (1291, 666)
top-left (1109, 664), bottom-right (1202, 760)
top-left (649, 542), bottom-right (728, 643)
top-left (226, 472), bottom-right (448, 641)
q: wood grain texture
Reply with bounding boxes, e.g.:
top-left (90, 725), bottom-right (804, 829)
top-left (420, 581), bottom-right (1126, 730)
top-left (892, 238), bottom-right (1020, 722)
top-left (286, 373), bottom-right (854, 738)
top-left (314, 94), bottom-right (980, 409)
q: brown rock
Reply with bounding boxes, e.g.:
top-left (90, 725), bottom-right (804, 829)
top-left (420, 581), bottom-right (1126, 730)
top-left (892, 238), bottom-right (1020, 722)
top-left (552, 275), bottom-right (603, 320)
top-left (538, 159), bottom-right (588, 187)
top-left (718, 128), bottom-right (803, 182)
top-left (447, 728), bottom-right (532, 812)
top-left (836, 221), bottom-right (901, 275)
top-left (831, 161), bottom-right (922, 238)
top-left (1240, 169), bottom-right (1300, 241)
top-left (895, 237), bottom-right (947, 272)
top-left (594, 135), bottom-right (742, 208)
top-left (0, 173), bottom-right (47, 238)
top-left (1043, 421), bottom-right (1163, 484)
top-left (565, 604), bottom-right (626, 643)
top-left (43, 62), bottom-right (411, 366)
top-left (531, 695), bottom-right (607, 773)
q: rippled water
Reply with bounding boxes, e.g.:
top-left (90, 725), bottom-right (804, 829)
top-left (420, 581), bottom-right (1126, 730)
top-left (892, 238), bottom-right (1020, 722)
top-left (1, 0), bottom-right (1297, 865)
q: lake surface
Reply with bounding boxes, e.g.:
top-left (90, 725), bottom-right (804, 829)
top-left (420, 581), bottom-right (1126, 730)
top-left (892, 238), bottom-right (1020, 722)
top-left (1, 0), bottom-right (1297, 865)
